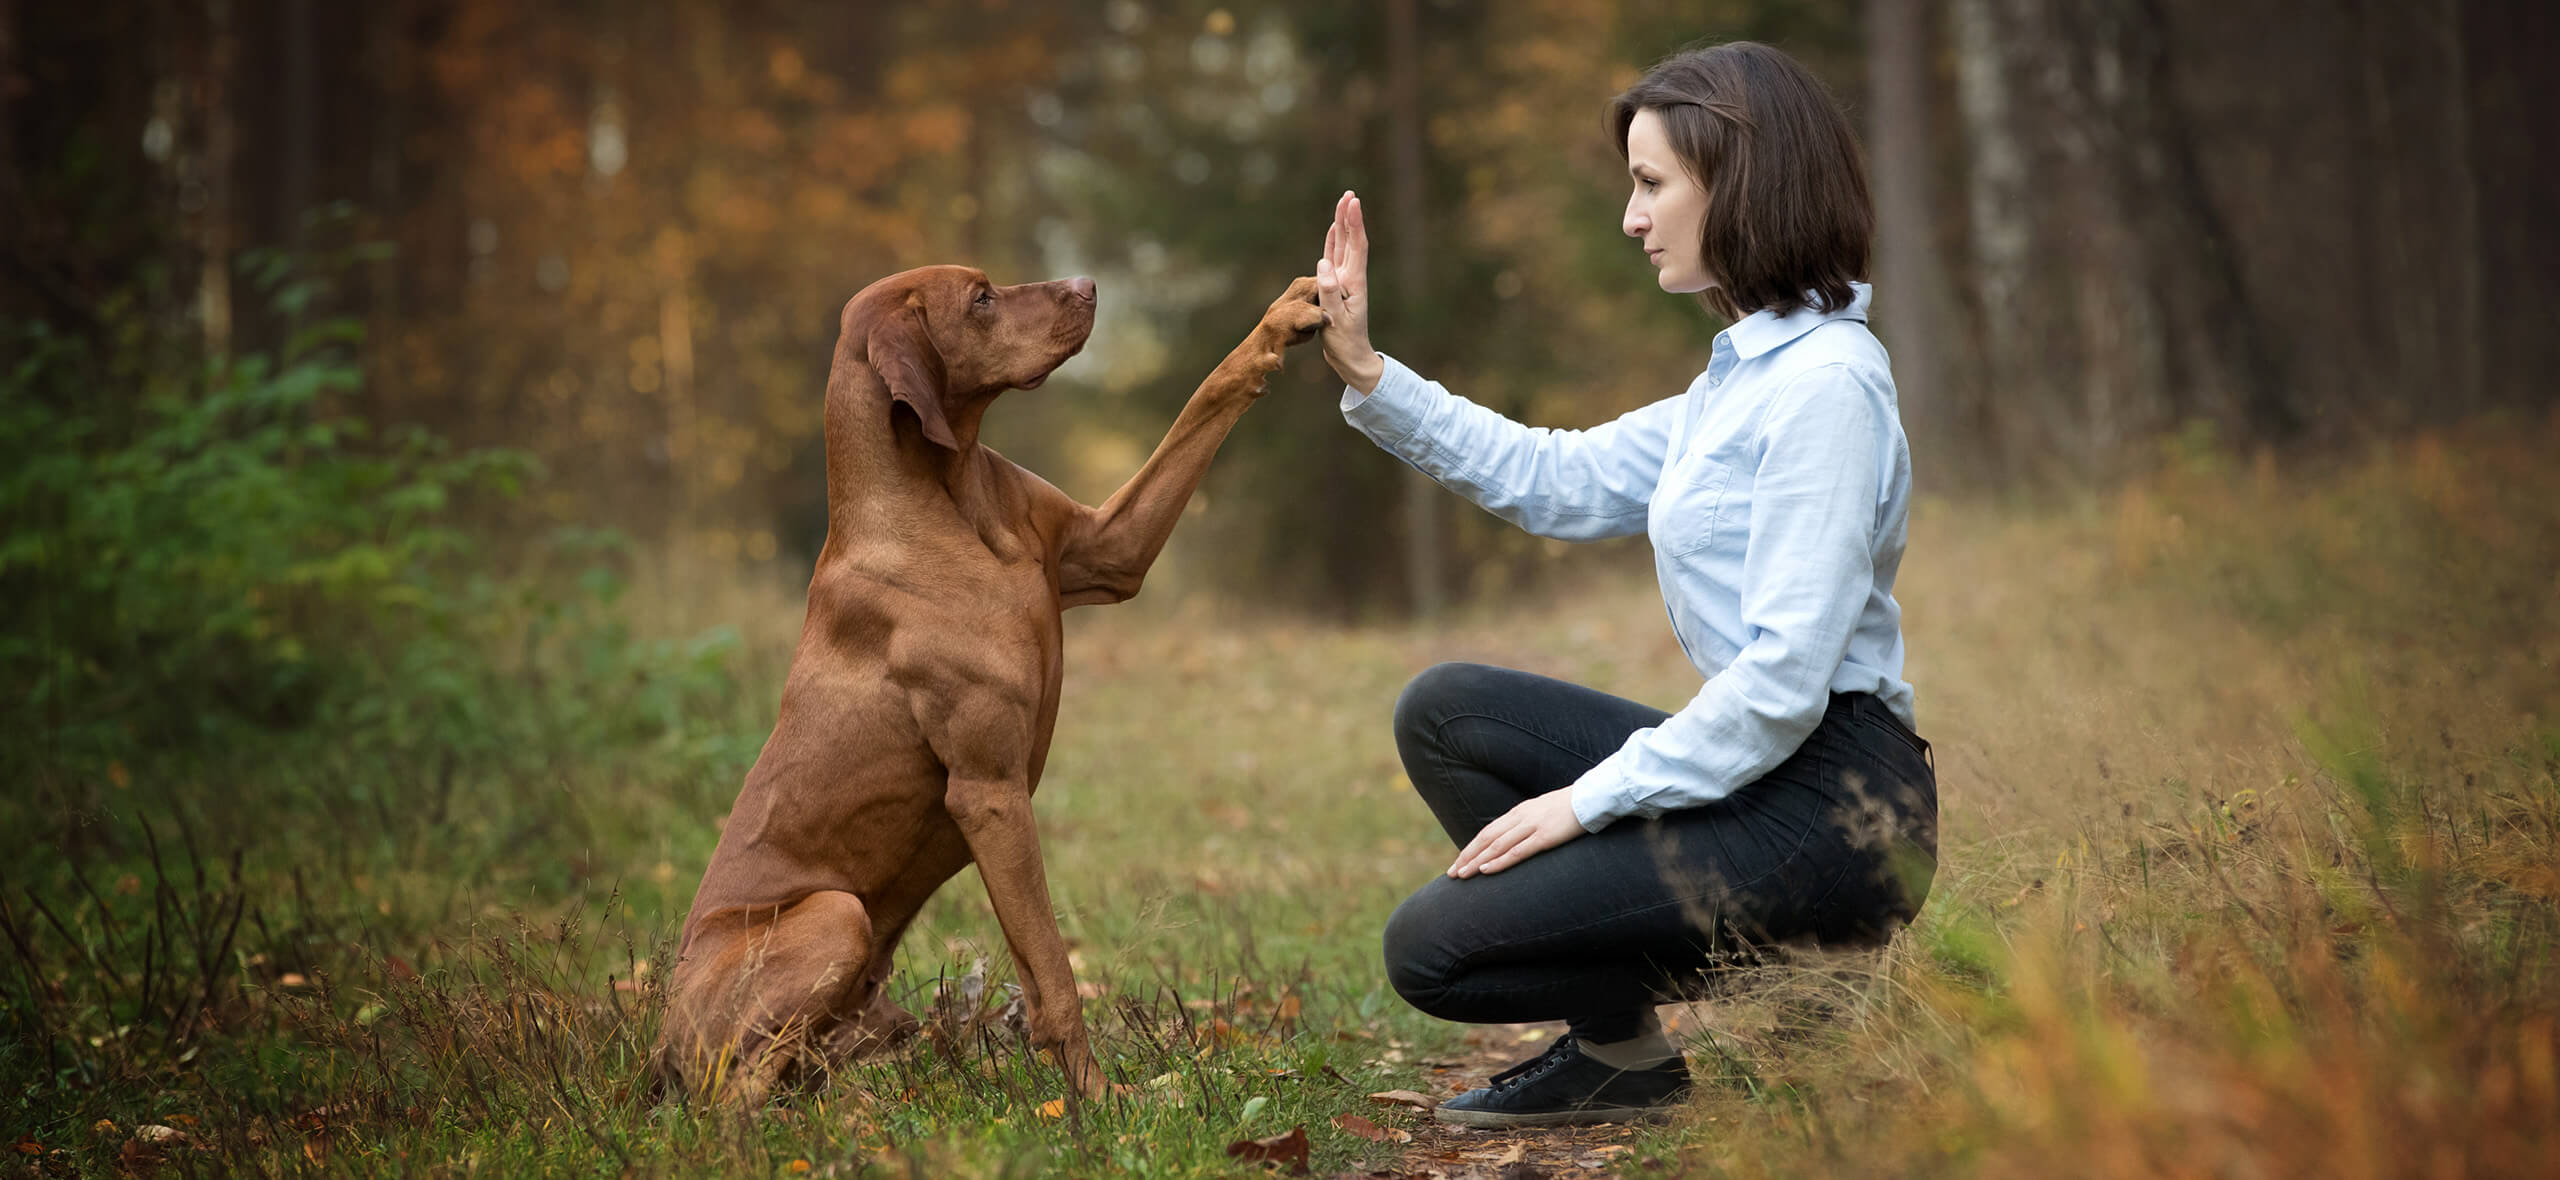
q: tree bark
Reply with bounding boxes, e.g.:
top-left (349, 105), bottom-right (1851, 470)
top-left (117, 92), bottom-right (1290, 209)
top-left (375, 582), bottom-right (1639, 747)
top-left (2434, 0), bottom-right (2482, 417)
top-left (1865, 0), bottom-right (1947, 463)
top-left (1949, 0), bottom-right (2040, 475)
top-left (0, 0), bottom-right (14, 199)
top-left (366, 0), bottom-right (406, 419)
top-left (280, 0), bottom-right (315, 248)
top-left (199, 0), bottom-right (237, 363)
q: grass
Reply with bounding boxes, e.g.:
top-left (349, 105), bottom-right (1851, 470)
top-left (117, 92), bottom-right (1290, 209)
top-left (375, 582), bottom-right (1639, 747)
top-left (5, 408), bottom-right (2559, 1176)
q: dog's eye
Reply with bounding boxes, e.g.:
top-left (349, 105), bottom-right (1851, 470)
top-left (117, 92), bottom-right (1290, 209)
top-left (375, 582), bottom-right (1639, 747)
top-left (973, 290), bottom-right (994, 307)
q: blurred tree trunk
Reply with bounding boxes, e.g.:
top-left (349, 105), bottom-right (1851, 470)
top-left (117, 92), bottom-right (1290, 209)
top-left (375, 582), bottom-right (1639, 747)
top-left (198, 0), bottom-right (236, 363)
top-left (1954, 0), bottom-right (2292, 474)
top-left (1864, 0), bottom-right (1947, 461)
top-left (364, 0), bottom-right (407, 419)
top-left (279, 0), bottom-right (314, 249)
top-left (2351, 0), bottom-right (2487, 429)
top-left (1386, 0), bottom-right (1442, 620)
top-left (2434, 0), bottom-right (2482, 417)
top-left (1949, 0), bottom-right (2045, 476)
top-left (0, 0), bottom-right (14, 195)
top-left (2097, 0), bottom-right (2291, 444)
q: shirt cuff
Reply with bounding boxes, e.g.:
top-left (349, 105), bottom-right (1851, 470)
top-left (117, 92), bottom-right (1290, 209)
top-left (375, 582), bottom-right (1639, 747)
top-left (1338, 353), bottom-right (1430, 447)
top-left (1566, 762), bottom-right (1631, 833)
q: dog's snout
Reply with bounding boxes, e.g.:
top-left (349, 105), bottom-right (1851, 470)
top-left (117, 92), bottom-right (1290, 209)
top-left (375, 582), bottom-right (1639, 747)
top-left (1069, 276), bottom-right (1096, 304)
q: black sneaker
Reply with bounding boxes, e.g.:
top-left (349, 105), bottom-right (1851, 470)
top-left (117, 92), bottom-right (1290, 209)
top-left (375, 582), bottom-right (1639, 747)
top-left (1433, 1034), bottom-right (1692, 1129)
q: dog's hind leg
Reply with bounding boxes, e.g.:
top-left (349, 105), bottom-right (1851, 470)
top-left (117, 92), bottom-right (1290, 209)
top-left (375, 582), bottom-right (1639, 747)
top-left (823, 947), bottom-right (921, 1062)
top-left (657, 890), bottom-right (876, 1108)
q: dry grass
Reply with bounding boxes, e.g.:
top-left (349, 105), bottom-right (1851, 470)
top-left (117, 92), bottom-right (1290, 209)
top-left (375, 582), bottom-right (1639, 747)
top-left (5, 410), bottom-right (2556, 1176)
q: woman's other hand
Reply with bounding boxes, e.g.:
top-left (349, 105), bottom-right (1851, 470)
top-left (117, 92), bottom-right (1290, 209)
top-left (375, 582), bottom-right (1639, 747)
top-left (1448, 788), bottom-right (1588, 878)
top-left (1317, 190), bottom-right (1386, 394)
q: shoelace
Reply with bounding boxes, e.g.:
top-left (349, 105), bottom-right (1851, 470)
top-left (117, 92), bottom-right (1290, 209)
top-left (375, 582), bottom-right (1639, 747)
top-left (1486, 1034), bottom-right (1579, 1090)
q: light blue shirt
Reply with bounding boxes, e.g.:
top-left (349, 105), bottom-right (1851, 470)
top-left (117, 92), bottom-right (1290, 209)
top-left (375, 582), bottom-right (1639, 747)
top-left (1341, 282), bottom-right (1915, 832)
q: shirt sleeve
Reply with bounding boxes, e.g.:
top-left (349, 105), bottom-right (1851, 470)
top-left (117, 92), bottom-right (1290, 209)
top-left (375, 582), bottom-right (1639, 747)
top-left (1565, 363), bottom-right (1894, 831)
top-left (1341, 353), bottom-right (1677, 542)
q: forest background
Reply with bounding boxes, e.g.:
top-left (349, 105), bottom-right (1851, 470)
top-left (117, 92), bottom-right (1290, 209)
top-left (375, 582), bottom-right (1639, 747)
top-left (5, 2), bottom-right (2558, 1177)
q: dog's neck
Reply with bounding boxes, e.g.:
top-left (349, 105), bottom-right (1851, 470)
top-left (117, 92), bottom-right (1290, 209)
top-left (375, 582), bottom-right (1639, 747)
top-left (826, 361), bottom-right (1012, 499)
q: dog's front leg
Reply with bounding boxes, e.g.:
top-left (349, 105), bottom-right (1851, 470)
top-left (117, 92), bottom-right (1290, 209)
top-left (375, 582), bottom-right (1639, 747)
top-left (1055, 276), bottom-right (1326, 607)
top-left (944, 775), bottom-right (1108, 1097)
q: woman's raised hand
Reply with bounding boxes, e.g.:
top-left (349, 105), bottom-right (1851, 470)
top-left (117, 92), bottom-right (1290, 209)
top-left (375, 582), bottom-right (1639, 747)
top-left (1316, 190), bottom-right (1386, 395)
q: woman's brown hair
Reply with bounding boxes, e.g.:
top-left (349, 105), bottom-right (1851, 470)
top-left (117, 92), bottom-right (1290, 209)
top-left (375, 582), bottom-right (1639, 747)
top-left (1610, 42), bottom-right (1873, 321)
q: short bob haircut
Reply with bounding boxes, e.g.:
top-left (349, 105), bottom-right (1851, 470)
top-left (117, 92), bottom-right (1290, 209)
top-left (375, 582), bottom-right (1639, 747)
top-left (1610, 42), bottom-right (1873, 322)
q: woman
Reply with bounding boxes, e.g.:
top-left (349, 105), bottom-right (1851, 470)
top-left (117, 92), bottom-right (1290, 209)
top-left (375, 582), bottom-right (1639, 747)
top-left (1312, 42), bottom-right (1939, 1129)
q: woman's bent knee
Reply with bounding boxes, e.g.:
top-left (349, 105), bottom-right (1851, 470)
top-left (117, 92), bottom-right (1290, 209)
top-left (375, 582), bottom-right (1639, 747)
top-left (1393, 662), bottom-right (1501, 745)
top-left (1380, 890), bottom-right (1460, 1014)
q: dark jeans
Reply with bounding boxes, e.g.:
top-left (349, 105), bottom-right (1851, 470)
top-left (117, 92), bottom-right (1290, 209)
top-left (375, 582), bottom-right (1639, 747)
top-left (1382, 662), bottom-right (1938, 1042)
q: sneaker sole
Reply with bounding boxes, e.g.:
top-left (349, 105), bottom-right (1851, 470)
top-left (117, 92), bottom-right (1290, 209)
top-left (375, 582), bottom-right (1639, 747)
top-left (1432, 1102), bottom-right (1677, 1130)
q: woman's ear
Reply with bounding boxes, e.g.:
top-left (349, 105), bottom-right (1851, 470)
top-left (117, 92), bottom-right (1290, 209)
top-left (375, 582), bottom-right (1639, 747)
top-left (867, 301), bottom-right (956, 450)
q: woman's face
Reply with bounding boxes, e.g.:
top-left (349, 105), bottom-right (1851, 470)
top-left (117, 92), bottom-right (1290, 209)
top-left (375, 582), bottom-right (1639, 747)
top-left (1622, 108), bottom-right (1714, 295)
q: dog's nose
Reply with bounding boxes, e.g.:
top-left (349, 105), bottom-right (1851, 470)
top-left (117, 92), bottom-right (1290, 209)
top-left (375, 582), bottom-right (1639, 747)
top-left (1069, 276), bottom-right (1096, 303)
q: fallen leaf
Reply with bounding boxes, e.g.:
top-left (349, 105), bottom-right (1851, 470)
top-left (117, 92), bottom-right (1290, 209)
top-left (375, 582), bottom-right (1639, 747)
top-left (1515, 1028), bottom-right (1549, 1043)
top-left (1037, 1098), bottom-right (1067, 1120)
top-left (91, 1120), bottom-right (114, 1134)
top-left (119, 1139), bottom-right (163, 1170)
top-left (1494, 1142), bottom-right (1528, 1165)
top-left (1224, 1125), bottom-right (1311, 1175)
top-left (13, 1140), bottom-right (41, 1155)
top-left (1331, 1113), bottom-right (1411, 1143)
top-left (1367, 1089), bottom-right (1438, 1110)
top-left (787, 1161), bottom-right (810, 1174)
top-left (279, 973), bottom-right (308, 987)
top-left (1591, 1144), bottom-right (1631, 1156)
top-left (136, 1126), bottom-right (187, 1145)
top-left (1274, 992), bottom-right (1302, 1024)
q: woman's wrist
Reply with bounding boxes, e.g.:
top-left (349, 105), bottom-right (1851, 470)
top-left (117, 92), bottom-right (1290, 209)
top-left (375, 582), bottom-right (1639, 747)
top-left (1340, 350), bottom-right (1385, 395)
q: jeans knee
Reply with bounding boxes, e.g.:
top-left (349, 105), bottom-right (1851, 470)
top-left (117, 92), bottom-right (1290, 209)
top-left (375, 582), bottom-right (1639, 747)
top-left (1393, 662), bottom-right (1498, 750)
top-left (1380, 892), bottom-right (1457, 1013)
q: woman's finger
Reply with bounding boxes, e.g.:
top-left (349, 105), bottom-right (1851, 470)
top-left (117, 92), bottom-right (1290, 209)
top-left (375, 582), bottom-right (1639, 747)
top-left (1451, 817), bottom-right (1510, 875)
top-left (1345, 195), bottom-right (1370, 294)
top-left (1486, 821), bottom-right (1563, 874)
top-left (1331, 195), bottom-right (1351, 273)
top-left (1458, 821), bottom-right (1532, 878)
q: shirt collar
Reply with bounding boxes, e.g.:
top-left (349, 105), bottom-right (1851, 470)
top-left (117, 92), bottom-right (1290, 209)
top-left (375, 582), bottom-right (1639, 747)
top-left (1721, 281), bottom-right (1872, 360)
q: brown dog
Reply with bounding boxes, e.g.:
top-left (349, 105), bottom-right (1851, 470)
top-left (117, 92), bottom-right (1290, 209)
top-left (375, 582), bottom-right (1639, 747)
top-left (652, 266), bottom-right (1325, 1106)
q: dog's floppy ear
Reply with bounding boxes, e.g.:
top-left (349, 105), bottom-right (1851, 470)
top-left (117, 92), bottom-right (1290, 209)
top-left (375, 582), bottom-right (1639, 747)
top-left (866, 300), bottom-right (956, 450)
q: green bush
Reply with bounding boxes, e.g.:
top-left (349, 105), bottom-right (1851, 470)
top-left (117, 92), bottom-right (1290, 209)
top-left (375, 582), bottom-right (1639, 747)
top-left (0, 259), bottom-right (744, 787)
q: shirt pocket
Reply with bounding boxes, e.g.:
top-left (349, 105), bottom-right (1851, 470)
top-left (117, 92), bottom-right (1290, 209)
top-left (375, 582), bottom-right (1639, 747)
top-left (1654, 453), bottom-right (1739, 559)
